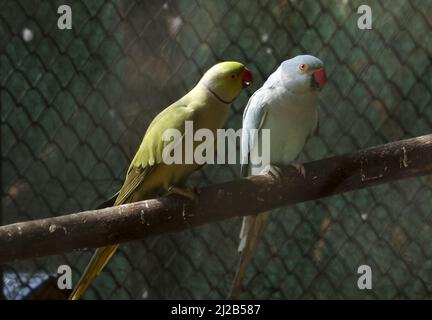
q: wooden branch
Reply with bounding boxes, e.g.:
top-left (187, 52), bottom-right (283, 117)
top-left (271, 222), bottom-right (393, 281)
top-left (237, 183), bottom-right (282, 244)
top-left (1, 134), bottom-right (432, 264)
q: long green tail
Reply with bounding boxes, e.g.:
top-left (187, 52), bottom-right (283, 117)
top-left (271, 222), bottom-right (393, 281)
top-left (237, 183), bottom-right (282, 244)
top-left (69, 245), bottom-right (119, 300)
top-left (68, 193), bottom-right (119, 300)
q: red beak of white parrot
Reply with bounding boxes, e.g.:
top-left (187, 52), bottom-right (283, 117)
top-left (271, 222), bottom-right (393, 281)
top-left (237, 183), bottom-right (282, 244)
top-left (312, 69), bottom-right (327, 90)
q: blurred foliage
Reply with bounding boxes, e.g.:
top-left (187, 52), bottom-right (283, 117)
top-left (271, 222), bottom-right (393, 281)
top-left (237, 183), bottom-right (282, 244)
top-left (1, 0), bottom-right (432, 299)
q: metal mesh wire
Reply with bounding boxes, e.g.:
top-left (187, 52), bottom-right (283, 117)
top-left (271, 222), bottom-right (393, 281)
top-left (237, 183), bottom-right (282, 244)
top-left (1, 0), bottom-right (432, 299)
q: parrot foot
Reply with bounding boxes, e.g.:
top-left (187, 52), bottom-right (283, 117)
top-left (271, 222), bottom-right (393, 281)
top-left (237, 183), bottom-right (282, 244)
top-left (290, 162), bottom-right (306, 178)
top-left (167, 186), bottom-right (199, 200)
top-left (260, 164), bottom-right (283, 181)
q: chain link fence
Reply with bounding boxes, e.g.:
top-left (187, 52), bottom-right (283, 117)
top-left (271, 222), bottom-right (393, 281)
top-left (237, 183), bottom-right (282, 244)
top-left (1, 0), bottom-right (432, 299)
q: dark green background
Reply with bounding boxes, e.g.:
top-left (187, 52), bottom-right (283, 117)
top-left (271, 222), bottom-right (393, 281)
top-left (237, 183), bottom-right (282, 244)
top-left (1, 0), bottom-right (432, 299)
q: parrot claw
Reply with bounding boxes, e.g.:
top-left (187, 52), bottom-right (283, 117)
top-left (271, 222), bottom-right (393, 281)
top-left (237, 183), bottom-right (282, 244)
top-left (260, 164), bottom-right (283, 181)
top-left (167, 186), bottom-right (199, 200)
top-left (291, 162), bottom-right (306, 178)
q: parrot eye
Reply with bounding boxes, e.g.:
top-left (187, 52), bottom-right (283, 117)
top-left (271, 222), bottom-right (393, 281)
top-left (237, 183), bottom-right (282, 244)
top-left (299, 64), bottom-right (309, 72)
top-left (230, 74), bottom-right (236, 79)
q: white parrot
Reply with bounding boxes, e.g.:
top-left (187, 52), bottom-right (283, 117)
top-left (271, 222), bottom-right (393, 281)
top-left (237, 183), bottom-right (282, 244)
top-left (229, 55), bottom-right (327, 298)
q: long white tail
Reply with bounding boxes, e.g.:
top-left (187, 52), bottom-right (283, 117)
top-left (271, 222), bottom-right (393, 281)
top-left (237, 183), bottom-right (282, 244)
top-left (228, 212), bottom-right (270, 299)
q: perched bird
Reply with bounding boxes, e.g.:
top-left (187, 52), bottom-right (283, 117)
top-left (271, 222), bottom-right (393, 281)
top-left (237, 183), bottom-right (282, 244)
top-left (69, 61), bottom-right (253, 300)
top-left (228, 55), bottom-right (326, 299)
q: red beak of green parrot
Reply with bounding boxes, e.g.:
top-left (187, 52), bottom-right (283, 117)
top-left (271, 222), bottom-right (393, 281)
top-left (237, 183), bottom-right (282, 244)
top-left (242, 68), bottom-right (254, 87)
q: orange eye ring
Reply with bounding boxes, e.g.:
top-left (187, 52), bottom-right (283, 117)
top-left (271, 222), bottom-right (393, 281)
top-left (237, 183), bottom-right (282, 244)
top-left (299, 64), bottom-right (309, 72)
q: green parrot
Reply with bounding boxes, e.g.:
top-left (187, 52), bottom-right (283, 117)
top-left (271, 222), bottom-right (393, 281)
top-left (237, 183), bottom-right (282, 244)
top-left (69, 61), bottom-right (253, 300)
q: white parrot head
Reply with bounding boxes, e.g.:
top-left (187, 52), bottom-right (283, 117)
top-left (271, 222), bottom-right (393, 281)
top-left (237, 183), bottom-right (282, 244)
top-left (273, 55), bottom-right (326, 94)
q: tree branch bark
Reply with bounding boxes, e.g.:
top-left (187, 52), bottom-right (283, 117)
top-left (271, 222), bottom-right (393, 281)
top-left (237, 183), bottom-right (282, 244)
top-left (1, 134), bottom-right (432, 264)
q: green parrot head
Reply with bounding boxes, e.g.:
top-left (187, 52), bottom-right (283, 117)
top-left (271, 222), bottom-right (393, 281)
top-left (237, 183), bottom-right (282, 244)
top-left (200, 61), bottom-right (253, 103)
